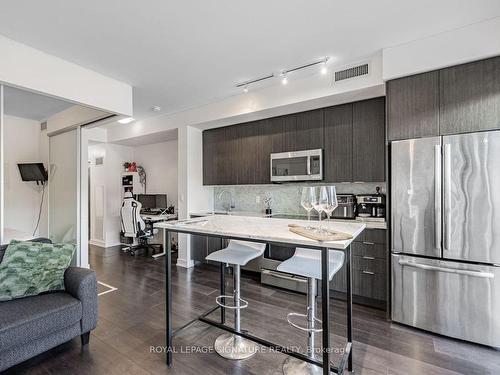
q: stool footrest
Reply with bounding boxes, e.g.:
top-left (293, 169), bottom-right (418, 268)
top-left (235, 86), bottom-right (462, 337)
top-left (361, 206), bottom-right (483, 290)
top-left (215, 295), bottom-right (248, 310)
top-left (286, 312), bottom-right (322, 333)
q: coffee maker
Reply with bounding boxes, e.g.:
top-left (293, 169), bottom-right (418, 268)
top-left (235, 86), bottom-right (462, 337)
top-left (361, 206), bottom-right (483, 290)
top-left (356, 187), bottom-right (386, 220)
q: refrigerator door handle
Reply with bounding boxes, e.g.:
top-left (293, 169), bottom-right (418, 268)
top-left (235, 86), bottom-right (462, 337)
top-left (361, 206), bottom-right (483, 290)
top-left (443, 143), bottom-right (452, 253)
top-left (434, 145), bottom-right (442, 250)
top-left (398, 260), bottom-right (494, 278)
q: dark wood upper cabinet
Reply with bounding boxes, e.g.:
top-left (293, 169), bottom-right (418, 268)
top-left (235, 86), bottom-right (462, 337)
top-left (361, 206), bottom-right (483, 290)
top-left (352, 97), bottom-right (386, 182)
top-left (440, 56), bottom-right (500, 135)
top-left (387, 71), bottom-right (440, 141)
top-left (202, 127), bottom-right (225, 185)
top-left (223, 126), bottom-right (239, 185)
top-left (237, 120), bottom-right (271, 185)
top-left (203, 98), bottom-right (387, 185)
top-left (293, 109), bottom-right (324, 151)
top-left (268, 110), bottom-right (323, 153)
top-left (323, 103), bottom-right (353, 183)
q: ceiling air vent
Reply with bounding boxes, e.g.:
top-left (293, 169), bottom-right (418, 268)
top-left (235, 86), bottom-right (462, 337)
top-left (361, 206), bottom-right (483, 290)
top-left (95, 157), bottom-right (104, 166)
top-left (334, 63), bottom-right (369, 82)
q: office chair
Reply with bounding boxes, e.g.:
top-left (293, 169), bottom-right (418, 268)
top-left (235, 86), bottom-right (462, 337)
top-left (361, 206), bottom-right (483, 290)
top-left (120, 192), bottom-right (162, 256)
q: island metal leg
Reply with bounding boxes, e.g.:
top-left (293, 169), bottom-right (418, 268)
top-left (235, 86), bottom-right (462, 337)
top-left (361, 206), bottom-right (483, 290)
top-left (220, 263), bottom-right (226, 324)
top-left (321, 249), bottom-right (330, 375)
top-left (164, 229), bottom-right (173, 366)
top-left (346, 244), bottom-right (353, 372)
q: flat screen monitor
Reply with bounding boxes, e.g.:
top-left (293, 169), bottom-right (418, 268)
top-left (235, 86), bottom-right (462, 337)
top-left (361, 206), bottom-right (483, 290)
top-left (137, 194), bottom-right (156, 209)
top-left (18, 163), bottom-right (48, 182)
top-left (155, 194), bottom-right (167, 209)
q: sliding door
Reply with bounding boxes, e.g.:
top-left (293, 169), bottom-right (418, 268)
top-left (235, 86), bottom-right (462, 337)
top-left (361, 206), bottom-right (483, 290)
top-left (48, 128), bottom-right (80, 265)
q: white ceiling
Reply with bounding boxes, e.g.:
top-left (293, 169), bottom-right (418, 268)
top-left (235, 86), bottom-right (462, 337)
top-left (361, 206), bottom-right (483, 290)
top-left (1, 1), bottom-right (499, 122)
top-left (112, 128), bottom-right (178, 147)
top-left (3, 86), bottom-right (73, 121)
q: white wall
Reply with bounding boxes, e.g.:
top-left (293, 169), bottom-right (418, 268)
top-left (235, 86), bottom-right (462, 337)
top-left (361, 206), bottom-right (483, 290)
top-left (177, 126), bottom-right (213, 268)
top-left (383, 16), bottom-right (500, 80)
top-left (132, 140), bottom-right (178, 207)
top-left (104, 144), bottom-right (134, 247)
top-left (3, 115), bottom-right (47, 237)
top-left (0, 34), bottom-right (132, 116)
top-left (106, 52), bottom-right (384, 143)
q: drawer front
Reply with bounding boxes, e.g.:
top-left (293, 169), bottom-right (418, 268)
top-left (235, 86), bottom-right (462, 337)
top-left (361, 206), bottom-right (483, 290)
top-left (353, 256), bottom-right (386, 274)
top-left (354, 228), bottom-right (387, 244)
top-left (353, 271), bottom-right (386, 301)
top-left (352, 241), bottom-right (387, 260)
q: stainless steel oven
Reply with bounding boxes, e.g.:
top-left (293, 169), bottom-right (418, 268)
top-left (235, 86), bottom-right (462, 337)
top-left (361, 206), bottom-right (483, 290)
top-left (270, 149), bottom-right (323, 182)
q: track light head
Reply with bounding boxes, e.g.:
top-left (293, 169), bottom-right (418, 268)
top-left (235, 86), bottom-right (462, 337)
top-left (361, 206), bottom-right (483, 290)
top-left (243, 85), bottom-right (248, 93)
top-left (321, 57), bottom-right (329, 75)
top-left (281, 72), bottom-right (288, 85)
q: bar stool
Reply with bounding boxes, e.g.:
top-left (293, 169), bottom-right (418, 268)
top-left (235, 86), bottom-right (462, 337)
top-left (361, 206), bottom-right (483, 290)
top-left (206, 240), bottom-right (266, 360)
top-left (277, 248), bottom-right (345, 375)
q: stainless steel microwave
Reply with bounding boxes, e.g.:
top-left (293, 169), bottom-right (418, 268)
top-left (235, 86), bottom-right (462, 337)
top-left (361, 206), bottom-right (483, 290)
top-left (270, 149), bottom-right (323, 182)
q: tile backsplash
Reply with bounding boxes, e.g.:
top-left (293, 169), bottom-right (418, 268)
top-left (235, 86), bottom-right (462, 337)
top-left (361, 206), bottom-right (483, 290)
top-left (214, 183), bottom-right (386, 215)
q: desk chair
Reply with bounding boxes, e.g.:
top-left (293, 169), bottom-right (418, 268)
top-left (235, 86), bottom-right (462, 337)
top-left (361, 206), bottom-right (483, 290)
top-left (120, 192), bottom-right (162, 256)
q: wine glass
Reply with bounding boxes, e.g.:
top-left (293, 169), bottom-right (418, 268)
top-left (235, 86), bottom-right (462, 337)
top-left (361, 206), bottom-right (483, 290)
top-left (322, 186), bottom-right (338, 229)
top-left (300, 187), bottom-right (314, 222)
top-left (312, 186), bottom-right (324, 232)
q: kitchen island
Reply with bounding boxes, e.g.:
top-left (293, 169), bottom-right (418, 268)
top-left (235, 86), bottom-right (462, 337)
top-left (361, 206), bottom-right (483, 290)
top-left (155, 215), bottom-right (366, 375)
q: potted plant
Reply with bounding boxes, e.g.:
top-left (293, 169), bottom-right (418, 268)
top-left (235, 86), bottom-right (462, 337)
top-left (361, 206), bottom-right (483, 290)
top-left (123, 162), bottom-right (130, 172)
top-left (264, 193), bottom-right (272, 216)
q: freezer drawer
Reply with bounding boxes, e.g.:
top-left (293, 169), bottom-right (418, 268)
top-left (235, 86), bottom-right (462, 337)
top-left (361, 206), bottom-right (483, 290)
top-left (392, 254), bottom-right (500, 347)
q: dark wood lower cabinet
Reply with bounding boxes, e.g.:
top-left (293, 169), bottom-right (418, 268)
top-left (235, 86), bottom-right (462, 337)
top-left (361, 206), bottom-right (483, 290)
top-left (191, 235), bottom-right (225, 264)
top-left (331, 229), bottom-right (387, 308)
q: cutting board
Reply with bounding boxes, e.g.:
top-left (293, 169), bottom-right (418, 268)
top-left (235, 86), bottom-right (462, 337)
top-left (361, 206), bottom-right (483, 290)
top-left (288, 224), bottom-right (353, 242)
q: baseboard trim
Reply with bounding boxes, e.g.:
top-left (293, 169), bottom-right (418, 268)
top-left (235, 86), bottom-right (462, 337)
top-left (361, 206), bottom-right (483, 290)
top-left (176, 258), bottom-right (195, 269)
top-left (89, 239), bottom-right (122, 248)
top-left (89, 239), bottom-right (106, 247)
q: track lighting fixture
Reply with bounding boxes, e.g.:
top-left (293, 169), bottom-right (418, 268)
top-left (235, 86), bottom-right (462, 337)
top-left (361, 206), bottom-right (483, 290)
top-left (235, 56), bottom-right (329, 91)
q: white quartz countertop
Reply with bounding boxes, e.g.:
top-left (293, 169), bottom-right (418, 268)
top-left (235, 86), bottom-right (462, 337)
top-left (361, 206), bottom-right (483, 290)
top-left (189, 211), bottom-right (386, 230)
top-left (156, 215), bottom-right (366, 249)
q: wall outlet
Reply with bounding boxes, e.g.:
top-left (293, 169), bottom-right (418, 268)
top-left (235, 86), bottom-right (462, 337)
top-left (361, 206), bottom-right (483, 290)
top-left (255, 195), bottom-right (260, 203)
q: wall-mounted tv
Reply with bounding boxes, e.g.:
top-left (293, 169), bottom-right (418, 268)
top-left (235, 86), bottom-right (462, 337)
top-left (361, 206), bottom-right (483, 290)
top-left (17, 163), bottom-right (48, 182)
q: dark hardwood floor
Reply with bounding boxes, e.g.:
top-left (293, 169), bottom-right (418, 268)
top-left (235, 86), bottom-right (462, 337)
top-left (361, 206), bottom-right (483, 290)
top-left (4, 245), bottom-right (500, 375)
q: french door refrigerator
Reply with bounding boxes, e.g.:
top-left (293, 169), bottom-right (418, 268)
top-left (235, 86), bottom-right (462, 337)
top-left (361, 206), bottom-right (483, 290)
top-left (391, 131), bottom-right (500, 347)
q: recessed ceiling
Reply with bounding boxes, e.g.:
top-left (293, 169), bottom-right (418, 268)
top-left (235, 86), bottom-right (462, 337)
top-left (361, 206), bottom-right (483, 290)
top-left (3, 86), bottom-right (73, 121)
top-left (0, 1), bottom-right (499, 121)
top-left (112, 129), bottom-right (178, 147)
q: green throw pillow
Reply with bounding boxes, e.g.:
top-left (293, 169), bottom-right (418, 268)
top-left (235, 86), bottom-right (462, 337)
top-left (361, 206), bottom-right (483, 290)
top-left (0, 240), bottom-right (75, 301)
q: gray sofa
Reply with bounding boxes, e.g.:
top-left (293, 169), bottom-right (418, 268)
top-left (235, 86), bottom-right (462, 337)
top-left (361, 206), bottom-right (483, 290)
top-left (0, 239), bottom-right (98, 372)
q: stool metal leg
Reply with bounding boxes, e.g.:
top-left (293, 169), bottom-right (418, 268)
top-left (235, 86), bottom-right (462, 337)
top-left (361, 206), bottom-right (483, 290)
top-left (283, 278), bottom-right (325, 375)
top-left (214, 264), bottom-right (259, 360)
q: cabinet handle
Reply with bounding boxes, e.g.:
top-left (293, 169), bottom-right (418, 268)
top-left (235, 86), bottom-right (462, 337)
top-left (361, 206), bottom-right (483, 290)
top-left (362, 270), bottom-right (375, 275)
top-left (362, 256), bottom-right (375, 260)
top-left (363, 241), bottom-right (375, 245)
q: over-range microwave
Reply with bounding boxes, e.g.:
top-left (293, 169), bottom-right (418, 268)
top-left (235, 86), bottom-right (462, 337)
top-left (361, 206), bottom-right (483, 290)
top-left (270, 149), bottom-right (323, 182)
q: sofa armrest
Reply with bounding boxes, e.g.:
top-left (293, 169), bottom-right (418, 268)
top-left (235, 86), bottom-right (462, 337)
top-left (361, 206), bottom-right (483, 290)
top-left (64, 267), bottom-right (98, 333)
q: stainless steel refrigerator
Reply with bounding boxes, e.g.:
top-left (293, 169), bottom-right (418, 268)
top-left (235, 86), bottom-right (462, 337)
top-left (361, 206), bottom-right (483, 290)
top-left (391, 131), bottom-right (500, 347)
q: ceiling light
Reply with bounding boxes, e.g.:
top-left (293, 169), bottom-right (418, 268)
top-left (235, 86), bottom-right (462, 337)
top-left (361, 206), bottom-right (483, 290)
top-left (281, 72), bottom-right (288, 85)
top-left (118, 117), bottom-right (135, 124)
top-left (243, 85), bottom-right (248, 93)
top-left (321, 61), bottom-right (328, 75)
top-left (152, 106), bottom-right (161, 112)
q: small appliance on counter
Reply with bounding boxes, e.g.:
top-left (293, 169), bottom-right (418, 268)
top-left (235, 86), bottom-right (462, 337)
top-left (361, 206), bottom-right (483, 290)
top-left (331, 194), bottom-right (356, 219)
top-left (356, 187), bottom-right (386, 221)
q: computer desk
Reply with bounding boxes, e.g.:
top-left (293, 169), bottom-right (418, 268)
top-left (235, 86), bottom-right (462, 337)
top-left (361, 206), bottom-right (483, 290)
top-left (140, 213), bottom-right (178, 258)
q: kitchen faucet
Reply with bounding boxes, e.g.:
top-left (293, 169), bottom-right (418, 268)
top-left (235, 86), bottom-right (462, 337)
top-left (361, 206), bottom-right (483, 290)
top-left (217, 189), bottom-right (235, 212)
